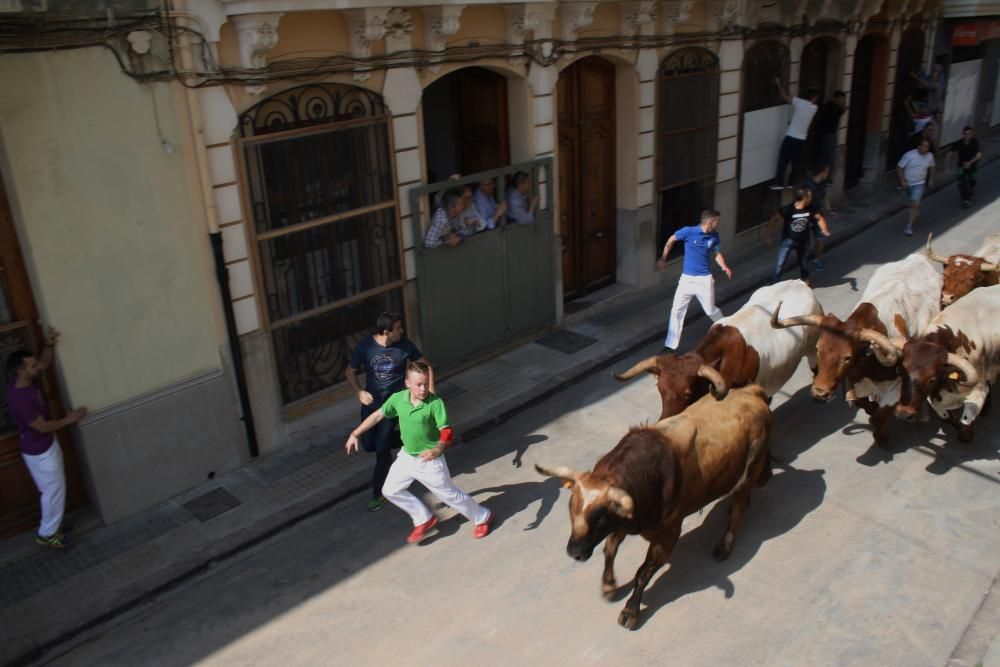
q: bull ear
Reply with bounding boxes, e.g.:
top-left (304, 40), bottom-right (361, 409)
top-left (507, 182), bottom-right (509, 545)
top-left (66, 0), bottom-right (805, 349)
top-left (535, 464), bottom-right (582, 487)
top-left (606, 486), bottom-right (634, 519)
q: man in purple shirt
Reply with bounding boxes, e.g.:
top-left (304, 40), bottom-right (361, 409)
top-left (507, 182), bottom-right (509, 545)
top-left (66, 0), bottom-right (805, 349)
top-left (5, 328), bottom-right (87, 549)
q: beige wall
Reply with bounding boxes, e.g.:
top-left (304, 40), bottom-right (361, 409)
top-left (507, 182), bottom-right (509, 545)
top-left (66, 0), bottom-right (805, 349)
top-left (0, 48), bottom-right (222, 409)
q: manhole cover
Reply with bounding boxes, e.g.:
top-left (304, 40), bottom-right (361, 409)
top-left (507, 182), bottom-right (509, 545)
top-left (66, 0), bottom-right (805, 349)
top-left (534, 329), bottom-right (598, 355)
top-left (182, 488), bottom-right (242, 523)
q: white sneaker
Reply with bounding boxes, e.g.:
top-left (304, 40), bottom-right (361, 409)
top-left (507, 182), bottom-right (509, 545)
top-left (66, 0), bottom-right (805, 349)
top-left (904, 225), bottom-right (913, 236)
top-left (768, 184), bottom-right (784, 191)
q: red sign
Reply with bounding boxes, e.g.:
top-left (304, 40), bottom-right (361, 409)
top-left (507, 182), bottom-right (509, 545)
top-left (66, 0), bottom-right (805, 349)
top-left (952, 22), bottom-right (981, 46)
top-left (987, 20), bottom-right (1000, 41)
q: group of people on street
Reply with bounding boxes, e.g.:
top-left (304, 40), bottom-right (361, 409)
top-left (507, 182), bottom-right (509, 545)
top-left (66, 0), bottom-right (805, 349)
top-left (423, 171), bottom-right (539, 248)
top-left (344, 312), bottom-right (493, 544)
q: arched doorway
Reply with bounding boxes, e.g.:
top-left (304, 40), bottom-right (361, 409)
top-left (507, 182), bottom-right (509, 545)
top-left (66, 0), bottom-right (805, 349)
top-left (845, 34), bottom-right (888, 189)
top-left (422, 67), bottom-right (511, 182)
top-left (238, 84), bottom-right (404, 405)
top-left (656, 47), bottom-right (719, 258)
top-left (887, 28), bottom-right (926, 171)
top-left (800, 37), bottom-right (840, 166)
top-left (557, 56), bottom-right (616, 298)
top-left (737, 40), bottom-right (790, 232)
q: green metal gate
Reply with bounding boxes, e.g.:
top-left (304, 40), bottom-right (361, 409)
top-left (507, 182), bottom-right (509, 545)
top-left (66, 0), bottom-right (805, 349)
top-left (408, 159), bottom-right (556, 370)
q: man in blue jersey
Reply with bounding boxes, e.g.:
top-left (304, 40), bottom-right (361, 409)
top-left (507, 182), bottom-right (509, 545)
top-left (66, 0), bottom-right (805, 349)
top-left (655, 209), bottom-right (733, 353)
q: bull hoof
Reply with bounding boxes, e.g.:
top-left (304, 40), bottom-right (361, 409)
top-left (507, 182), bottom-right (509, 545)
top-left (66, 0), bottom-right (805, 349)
top-left (958, 426), bottom-right (975, 444)
top-left (757, 465), bottom-right (773, 487)
top-left (618, 608), bottom-right (639, 630)
top-left (712, 542), bottom-right (732, 561)
top-left (602, 582), bottom-right (617, 601)
top-left (873, 432), bottom-right (892, 448)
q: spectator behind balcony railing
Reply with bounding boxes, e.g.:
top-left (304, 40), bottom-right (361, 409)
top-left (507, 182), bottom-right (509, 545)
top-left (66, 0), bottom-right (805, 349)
top-left (424, 187), bottom-right (467, 249)
top-left (473, 178), bottom-right (509, 231)
top-left (505, 170), bottom-right (539, 225)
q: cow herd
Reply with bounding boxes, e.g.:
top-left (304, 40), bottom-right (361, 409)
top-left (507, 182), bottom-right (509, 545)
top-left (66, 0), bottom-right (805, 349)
top-left (536, 232), bottom-right (1000, 630)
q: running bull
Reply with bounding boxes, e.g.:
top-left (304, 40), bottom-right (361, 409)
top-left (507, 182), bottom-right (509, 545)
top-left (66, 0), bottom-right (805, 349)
top-left (536, 385), bottom-right (772, 629)
top-left (926, 232), bottom-right (1000, 306)
top-left (770, 252), bottom-right (941, 444)
top-left (613, 280), bottom-right (821, 419)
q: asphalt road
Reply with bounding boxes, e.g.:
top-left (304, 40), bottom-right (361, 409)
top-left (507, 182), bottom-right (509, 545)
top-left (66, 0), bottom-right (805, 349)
top-left (39, 177), bottom-right (1000, 667)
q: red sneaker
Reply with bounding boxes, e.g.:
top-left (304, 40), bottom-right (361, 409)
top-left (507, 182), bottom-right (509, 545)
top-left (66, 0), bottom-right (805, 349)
top-left (406, 516), bottom-right (438, 544)
top-left (473, 512), bottom-right (494, 539)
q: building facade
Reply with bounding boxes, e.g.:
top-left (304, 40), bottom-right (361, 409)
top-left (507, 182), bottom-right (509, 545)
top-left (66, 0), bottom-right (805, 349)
top-left (2, 0), bottom-right (986, 535)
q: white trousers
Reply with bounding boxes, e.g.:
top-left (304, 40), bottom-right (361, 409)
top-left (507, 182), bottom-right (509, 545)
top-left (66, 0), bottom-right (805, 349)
top-left (382, 451), bottom-right (490, 527)
top-left (22, 442), bottom-right (66, 538)
top-left (664, 273), bottom-right (723, 350)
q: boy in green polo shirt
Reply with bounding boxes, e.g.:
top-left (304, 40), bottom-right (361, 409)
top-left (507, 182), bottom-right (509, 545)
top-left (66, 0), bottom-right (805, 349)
top-left (345, 361), bottom-right (494, 543)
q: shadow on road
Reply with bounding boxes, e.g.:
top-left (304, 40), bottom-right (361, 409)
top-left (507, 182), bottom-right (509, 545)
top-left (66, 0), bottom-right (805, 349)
top-left (468, 476), bottom-right (563, 531)
top-left (600, 465), bottom-right (827, 629)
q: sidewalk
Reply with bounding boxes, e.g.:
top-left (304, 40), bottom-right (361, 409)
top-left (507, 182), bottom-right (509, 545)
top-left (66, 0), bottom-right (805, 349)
top-left (3, 138), bottom-right (999, 667)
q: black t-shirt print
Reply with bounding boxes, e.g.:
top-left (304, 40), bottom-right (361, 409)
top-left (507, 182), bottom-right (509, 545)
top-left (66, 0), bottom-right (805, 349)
top-left (349, 336), bottom-right (422, 400)
top-left (779, 203), bottom-right (818, 243)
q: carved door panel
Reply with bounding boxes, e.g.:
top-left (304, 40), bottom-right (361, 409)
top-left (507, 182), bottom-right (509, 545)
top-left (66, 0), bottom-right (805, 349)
top-left (0, 176), bottom-right (87, 539)
top-left (558, 57), bottom-right (616, 298)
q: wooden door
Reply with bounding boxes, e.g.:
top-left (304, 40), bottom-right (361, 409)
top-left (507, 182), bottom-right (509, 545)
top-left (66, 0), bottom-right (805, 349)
top-left (557, 57), bottom-right (616, 298)
top-left (800, 38), bottom-right (831, 166)
top-left (0, 176), bottom-right (87, 539)
top-left (845, 36), bottom-right (876, 189)
top-left (456, 68), bottom-right (510, 174)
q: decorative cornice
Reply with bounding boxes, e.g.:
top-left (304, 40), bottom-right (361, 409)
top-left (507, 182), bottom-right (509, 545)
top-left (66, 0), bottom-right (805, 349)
top-left (621, 1), bottom-right (657, 52)
top-left (561, 2), bottom-right (598, 42)
top-left (660, 0), bottom-right (693, 35)
top-left (232, 12), bottom-right (282, 96)
top-left (709, 0), bottom-right (746, 32)
top-left (383, 7), bottom-right (414, 41)
top-left (422, 5), bottom-right (464, 53)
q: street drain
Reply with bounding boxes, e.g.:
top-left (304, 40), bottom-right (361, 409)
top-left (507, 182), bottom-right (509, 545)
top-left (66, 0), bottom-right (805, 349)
top-left (182, 488), bottom-right (242, 522)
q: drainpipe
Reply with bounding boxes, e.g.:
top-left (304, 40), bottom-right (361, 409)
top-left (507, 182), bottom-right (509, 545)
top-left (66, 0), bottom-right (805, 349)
top-left (174, 5), bottom-right (260, 458)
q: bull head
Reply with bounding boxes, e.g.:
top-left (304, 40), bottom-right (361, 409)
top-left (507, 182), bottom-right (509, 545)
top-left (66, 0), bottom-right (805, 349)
top-left (614, 353), bottom-right (727, 419)
top-left (895, 341), bottom-right (979, 422)
top-left (771, 301), bottom-right (899, 367)
top-left (929, 234), bottom-right (1000, 305)
top-left (536, 464), bottom-right (635, 561)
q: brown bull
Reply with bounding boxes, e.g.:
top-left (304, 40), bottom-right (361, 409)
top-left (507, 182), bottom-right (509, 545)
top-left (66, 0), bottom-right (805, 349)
top-left (611, 327), bottom-right (738, 419)
top-left (770, 302), bottom-right (899, 443)
top-left (536, 385), bottom-right (771, 629)
top-left (926, 233), bottom-right (1000, 306)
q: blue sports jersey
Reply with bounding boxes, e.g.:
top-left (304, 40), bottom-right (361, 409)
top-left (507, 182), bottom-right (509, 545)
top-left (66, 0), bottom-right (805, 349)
top-left (675, 225), bottom-right (720, 276)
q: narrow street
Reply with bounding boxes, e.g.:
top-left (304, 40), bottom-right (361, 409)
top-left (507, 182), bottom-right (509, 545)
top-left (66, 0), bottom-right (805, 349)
top-left (38, 178), bottom-right (1000, 667)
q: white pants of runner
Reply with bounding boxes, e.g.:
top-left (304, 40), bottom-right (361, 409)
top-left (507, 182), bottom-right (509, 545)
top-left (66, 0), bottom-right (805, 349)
top-left (664, 273), bottom-right (724, 350)
top-left (382, 451), bottom-right (490, 527)
top-left (22, 442), bottom-right (66, 538)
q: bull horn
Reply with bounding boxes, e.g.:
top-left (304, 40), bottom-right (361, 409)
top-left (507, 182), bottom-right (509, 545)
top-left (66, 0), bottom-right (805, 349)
top-left (945, 353), bottom-right (979, 388)
top-left (925, 233), bottom-right (949, 265)
top-left (770, 300), bottom-right (824, 330)
top-left (534, 464), bottom-right (583, 483)
top-left (858, 328), bottom-right (899, 366)
top-left (698, 364), bottom-right (728, 398)
top-left (606, 486), bottom-right (634, 519)
top-left (980, 261), bottom-right (999, 272)
top-left (613, 355), bottom-right (658, 381)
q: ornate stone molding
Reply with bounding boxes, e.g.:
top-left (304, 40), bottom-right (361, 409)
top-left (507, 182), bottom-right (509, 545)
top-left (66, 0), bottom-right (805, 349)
top-left (660, 0), bottom-right (693, 35)
top-left (621, 1), bottom-right (657, 53)
top-left (422, 5), bottom-right (464, 53)
top-left (383, 7), bottom-right (414, 41)
top-left (708, 0), bottom-right (746, 33)
top-left (505, 4), bottom-right (555, 62)
top-left (561, 2), bottom-right (598, 42)
top-left (232, 13), bottom-right (282, 95)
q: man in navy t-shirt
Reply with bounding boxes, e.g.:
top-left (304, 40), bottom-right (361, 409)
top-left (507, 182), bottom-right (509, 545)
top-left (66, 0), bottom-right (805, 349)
top-left (346, 312), bottom-right (432, 511)
top-left (655, 209), bottom-right (734, 353)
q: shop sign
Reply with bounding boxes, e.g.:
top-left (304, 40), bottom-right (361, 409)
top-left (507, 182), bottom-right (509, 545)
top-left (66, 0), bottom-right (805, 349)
top-left (952, 22), bottom-right (981, 46)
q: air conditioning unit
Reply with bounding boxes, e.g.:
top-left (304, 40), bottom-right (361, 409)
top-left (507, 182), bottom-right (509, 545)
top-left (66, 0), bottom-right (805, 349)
top-left (0, 0), bottom-right (48, 12)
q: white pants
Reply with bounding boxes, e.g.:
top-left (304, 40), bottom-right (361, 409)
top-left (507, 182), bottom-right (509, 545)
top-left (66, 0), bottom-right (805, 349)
top-left (664, 273), bottom-right (723, 350)
top-left (382, 451), bottom-right (490, 527)
top-left (22, 442), bottom-right (66, 538)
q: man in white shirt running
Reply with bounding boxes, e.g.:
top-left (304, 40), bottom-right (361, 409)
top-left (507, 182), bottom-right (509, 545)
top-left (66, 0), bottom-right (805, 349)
top-left (770, 78), bottom-right (820, 191)
top-left (896, 138), bottom-right (935, 236)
